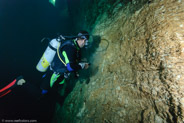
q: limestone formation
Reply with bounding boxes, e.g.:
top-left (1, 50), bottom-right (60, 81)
top-left (53, 0), bottom-right (184, 122)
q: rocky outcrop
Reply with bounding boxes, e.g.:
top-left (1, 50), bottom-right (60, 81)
top-left (53, 0), bottom-right (184, 122)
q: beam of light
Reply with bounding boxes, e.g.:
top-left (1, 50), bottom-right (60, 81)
top-left (49, 0), bottom-right (56, 6)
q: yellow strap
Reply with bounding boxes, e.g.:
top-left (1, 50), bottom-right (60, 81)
top-left (57, 44), bottom-right (66, 66)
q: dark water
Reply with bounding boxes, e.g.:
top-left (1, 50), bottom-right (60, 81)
top-left (0, 0), bottom-right (71, 82)
top-left (0, 0), bottom-right (75, 122)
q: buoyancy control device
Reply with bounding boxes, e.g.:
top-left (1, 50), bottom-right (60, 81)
top-left (36, 35), bottom-right (79, 72)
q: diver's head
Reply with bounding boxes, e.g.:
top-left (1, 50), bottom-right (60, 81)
top-left (77, 31), bottom-right (89, 48)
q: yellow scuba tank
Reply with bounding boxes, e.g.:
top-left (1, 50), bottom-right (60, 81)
top-left (36, 38), bottom-right (61, 72)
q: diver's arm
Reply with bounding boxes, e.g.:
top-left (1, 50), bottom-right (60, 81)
top-left (0, 76), bottom-right (25, 98)
top-left (62, 46), bottom-right (82, 72)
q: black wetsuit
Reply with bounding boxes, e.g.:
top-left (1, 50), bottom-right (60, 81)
top-left (41, 39), bottom-right (83, 91)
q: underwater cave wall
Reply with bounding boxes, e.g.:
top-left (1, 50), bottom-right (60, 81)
top-left (54, 0), bottom-right (184, 122)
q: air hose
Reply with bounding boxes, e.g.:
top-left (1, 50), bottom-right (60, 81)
top-left (96, 38), bottom-right (109, 52)
top-left (57, 43), bottom-right (66, 66)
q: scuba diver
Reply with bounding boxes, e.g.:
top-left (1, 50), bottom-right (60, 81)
top-left (0, 31), bottom-right (90, 98)
top-left (37, 30), bottom-right (90, 95)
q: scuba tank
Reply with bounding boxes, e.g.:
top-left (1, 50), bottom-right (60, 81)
top-left (36, 37), bottom-right (63, 72)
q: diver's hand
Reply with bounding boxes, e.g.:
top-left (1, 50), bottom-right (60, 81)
top-left (16, 76), bottom-right (26, 86)
top-left (84, 63), bottom-right (90, 69)
top-left (17, 79), bottom-right (26, 85)
top-left (79, 63), bottom-right (90, 69)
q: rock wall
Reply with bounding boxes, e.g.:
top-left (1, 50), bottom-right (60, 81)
top-left (53, 0), bottom-right (184, 122)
